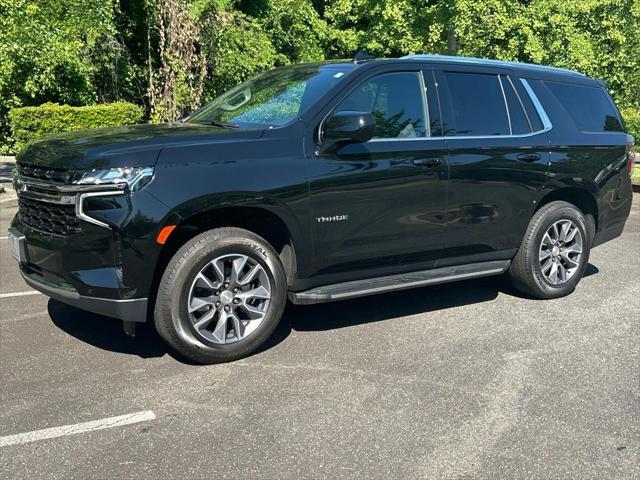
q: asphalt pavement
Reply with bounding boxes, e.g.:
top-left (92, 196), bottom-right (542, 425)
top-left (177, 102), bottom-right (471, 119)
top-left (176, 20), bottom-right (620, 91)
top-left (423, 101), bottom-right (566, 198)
top-left (0, 193), bottom-right (638, 479)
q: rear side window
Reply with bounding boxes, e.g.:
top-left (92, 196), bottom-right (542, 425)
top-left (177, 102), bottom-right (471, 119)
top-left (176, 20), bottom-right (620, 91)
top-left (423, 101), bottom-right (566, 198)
top-left (544, 81), bottom-right (623, 132)
top-left (440, 72), bottom-right (511, 136)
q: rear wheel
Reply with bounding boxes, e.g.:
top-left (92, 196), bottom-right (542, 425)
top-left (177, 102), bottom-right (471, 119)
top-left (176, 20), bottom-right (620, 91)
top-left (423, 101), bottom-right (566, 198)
top-left (508, 201), bottom-right (591, 299)
top-left (154, 227), bottom-right (287, 364)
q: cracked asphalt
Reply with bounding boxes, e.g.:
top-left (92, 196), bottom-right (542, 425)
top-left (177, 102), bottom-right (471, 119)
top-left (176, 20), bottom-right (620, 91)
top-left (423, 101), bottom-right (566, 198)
top-left (0, 193), bottom-right (638, 479)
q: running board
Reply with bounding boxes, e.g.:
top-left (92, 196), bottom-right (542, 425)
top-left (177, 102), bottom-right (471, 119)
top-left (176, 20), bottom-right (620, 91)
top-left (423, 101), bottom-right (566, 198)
top-left (289, 260), bottom-right (511, 305)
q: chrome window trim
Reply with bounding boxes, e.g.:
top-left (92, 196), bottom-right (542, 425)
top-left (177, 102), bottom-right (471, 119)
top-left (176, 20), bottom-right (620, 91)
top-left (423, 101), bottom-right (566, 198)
top-left (418, 71), bottom-right (431, 138)
top-left (76, 190), bottom-right (125, 229)
top-left (498, 75), bottom-right (513, 135)
top-left (371, 77), bottom-right (553, 142)
top-left (506, 75), bottom-right (534, 131)
top-left (519, 78), bottom-right (553, 131)
top-left (318, 71), bottom-right (554, 146)
top-left (369, 129), bottom-right (546, 142)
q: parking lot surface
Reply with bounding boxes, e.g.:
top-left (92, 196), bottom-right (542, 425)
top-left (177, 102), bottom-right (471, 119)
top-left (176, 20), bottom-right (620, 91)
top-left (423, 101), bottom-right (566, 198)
top-left (1, 193), bottom-right (638, 479)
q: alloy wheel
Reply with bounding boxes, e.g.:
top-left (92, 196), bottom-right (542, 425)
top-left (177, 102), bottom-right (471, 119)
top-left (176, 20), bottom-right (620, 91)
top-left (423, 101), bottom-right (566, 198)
top-left (187, 254), bottom-right (271, 344)
top-left (539, 219), bottom-right (583, 285)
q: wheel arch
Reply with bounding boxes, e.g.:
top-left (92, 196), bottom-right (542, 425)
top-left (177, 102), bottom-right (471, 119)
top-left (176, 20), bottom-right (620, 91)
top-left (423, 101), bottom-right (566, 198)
top-left (534, 187), bottom-right (598, 240)
top-left (147, 194), bottom-right (307, 316)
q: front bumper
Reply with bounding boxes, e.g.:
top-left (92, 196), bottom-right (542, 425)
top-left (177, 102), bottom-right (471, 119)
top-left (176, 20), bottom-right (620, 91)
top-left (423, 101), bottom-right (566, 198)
top-left (20, 266), bottom-right (148, 322)
top-left (9, 169), bottom-right (172, 309)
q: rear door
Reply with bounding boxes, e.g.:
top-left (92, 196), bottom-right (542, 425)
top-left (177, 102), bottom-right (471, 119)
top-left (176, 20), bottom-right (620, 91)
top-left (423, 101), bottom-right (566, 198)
top-left (307, 67), bottom-right (448, 285)
top-left (434, 67), bottom-right (551, 266)
top-left (525, 79), bottom-right (632, 236)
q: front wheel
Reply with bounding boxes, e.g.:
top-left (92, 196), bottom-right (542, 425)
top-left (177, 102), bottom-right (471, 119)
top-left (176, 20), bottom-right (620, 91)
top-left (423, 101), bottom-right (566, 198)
top-left (154, 227), bottom-right (287, 364)
top-left (508, 201), bottom-right (591, 299)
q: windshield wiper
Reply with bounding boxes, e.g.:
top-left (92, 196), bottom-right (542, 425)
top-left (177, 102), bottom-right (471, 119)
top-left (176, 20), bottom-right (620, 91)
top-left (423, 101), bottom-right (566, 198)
top-left (197, 120), bottom-right (240, 129)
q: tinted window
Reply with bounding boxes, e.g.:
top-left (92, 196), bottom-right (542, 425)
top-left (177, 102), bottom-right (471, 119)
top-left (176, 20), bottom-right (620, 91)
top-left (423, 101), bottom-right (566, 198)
top-left (514, 80), bottom-right (544, 131)
top-left (335, 72), bottom-right (427, 138)
top-left (443, 72), bottom-right (510, 136)
top-left (545, 81), bottom-right (623, 132)
top-left (501, 76), bottom-right (531, 134)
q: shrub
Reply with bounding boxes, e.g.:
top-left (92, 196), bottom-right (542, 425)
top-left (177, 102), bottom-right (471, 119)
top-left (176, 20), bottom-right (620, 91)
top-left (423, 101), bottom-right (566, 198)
top-left (9, 102), bottom-right (145, 152)
top-left (621, 108), bottom-right (640, 142)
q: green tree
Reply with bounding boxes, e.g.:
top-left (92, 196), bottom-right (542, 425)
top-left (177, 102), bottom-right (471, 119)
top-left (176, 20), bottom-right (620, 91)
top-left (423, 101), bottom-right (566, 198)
top-left (197, 6), bottom-right (284, 101)
top-left (323, 0), bottom-right (430, 57)
top-left (239, 0), bottom-right (329, 62)
top-left (1, 0), bottom-right (639, 149)
top-left (521, 0), bottom-right (640, 110)
top-left (0, 0), bottom-right (131, 149)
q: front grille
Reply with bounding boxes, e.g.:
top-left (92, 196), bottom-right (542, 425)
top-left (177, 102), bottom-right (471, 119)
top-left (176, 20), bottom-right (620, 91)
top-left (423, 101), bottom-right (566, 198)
top-left (17, 164), bottom-right (71, 184)
top-left (18, 196), bottom-right (81, 235)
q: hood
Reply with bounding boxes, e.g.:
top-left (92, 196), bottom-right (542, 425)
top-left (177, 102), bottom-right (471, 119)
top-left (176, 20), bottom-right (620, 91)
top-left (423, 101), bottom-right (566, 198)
top-left (16, 123), bottom-right (265, 170)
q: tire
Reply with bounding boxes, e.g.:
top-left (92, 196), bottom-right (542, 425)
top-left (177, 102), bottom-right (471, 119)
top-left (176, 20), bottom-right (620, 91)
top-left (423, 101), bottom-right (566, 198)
top-left (154, 227), bottom-right (287, 364)
top-left (508, 201), bottom-right (591, 299)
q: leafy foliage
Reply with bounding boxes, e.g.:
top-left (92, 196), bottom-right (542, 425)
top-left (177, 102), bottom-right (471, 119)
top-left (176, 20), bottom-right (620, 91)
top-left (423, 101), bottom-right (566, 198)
top-left (0, 0), bottom-right (143, 151)
top-left (9, 102), bottom-right (144, 152)
top-left (243, 0), bottom-right (329, 62)
top-left (621, 108), bottom-right (640, 142)
top-left (198, 9), bottom-right (285, 102)
top-left (1, 0), bottom-right (639, 150)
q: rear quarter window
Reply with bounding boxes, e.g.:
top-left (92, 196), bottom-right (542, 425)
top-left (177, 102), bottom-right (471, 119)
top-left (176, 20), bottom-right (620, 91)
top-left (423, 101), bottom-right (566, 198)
top-left (544, 81), bottom-right (623, 133)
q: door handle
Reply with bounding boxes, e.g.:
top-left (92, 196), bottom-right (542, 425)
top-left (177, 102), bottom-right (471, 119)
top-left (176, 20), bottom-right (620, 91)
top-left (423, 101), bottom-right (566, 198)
top-left (517, 153), bottom-right (540, 162)
top-left (413, 157), bottom-right (442, 167)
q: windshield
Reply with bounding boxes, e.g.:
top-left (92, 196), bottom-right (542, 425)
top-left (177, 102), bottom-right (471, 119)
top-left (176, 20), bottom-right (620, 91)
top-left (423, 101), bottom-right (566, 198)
top-left (186, 63), bottom-right (354, 128)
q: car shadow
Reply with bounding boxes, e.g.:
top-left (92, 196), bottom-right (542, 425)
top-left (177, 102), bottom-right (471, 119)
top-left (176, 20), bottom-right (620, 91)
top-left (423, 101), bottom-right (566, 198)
top-left (47, 300), bottom-right (175, 360)
top-left (287, 274), bottom-right (507, 332)
top-left (47, 264), bottom-right (600, 362)
top-left (288, 262), bottom-right (599, 332)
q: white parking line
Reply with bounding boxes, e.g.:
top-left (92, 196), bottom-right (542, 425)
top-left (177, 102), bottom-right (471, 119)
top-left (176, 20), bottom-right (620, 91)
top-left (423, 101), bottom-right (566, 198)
top-left (0, 410), bottom-right (156, 447)
top-left (0, 291), bottom-right (41, 299)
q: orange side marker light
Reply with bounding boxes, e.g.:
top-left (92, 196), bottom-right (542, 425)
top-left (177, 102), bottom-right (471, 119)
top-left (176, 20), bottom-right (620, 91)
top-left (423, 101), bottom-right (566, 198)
top-left (156, 225), bottom-right (176, 245)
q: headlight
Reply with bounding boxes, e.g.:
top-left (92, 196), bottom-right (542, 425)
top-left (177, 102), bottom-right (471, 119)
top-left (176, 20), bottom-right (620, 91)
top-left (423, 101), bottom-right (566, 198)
top-left (75, 166), bottom-right (154, 191)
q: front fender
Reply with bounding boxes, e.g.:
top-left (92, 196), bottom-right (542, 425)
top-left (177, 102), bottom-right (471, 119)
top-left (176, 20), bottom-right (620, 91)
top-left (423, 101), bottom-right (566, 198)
top-left (167, 191), bottom-right (308, 253)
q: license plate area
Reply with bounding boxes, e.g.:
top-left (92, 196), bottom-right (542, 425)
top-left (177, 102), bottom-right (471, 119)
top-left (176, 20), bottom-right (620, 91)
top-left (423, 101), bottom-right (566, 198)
top-left (7, 228), bottom-right (28, 263)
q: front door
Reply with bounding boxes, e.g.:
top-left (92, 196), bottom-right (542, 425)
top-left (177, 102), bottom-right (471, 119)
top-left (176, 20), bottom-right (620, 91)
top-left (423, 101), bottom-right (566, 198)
top-left (308, 69), bottom-right (448, 285)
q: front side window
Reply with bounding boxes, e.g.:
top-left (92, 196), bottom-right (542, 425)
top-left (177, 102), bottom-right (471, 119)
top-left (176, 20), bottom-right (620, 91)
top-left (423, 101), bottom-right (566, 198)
top-left (187, 64), bottom-right (354, 128)
top-left (544, 81), bottom-right (623, 133)
top-left (335, 72), bottom-right (428, 138)
top-left (441, 72), bottom-right (511, 136)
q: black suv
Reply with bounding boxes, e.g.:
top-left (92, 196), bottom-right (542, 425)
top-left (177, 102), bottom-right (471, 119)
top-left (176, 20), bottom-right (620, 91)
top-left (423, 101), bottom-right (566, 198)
top-left (9, 55), bottom-right (634, 363)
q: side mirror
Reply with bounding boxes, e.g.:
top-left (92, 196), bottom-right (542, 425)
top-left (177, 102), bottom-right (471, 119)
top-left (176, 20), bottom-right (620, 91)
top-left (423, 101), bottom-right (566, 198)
top-left (323, 111), bottom-right (375, 145)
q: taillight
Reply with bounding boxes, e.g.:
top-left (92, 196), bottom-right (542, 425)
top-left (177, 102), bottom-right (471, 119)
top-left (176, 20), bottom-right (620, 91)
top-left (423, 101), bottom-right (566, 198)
top-left (627, 142), bottom-right (635, 176)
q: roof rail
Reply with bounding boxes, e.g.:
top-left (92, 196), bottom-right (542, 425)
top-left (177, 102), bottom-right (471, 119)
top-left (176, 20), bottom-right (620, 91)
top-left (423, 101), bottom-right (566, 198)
top-left (401, 54), bottom-right (585, 76)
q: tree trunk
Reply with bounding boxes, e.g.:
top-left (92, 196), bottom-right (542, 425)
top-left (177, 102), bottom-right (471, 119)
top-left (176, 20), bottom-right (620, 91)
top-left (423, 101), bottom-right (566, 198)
top-left (447, 29), bottom-right (458, 55)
